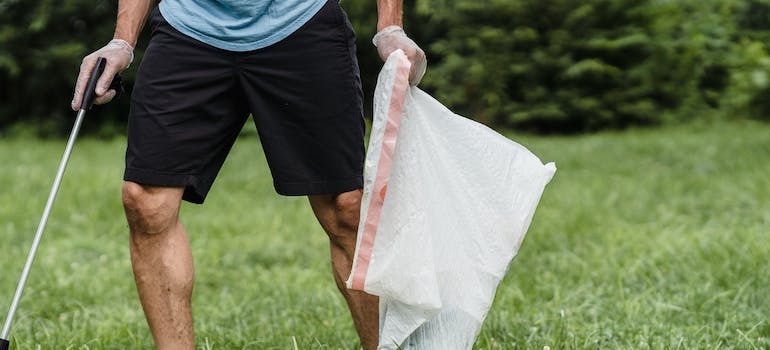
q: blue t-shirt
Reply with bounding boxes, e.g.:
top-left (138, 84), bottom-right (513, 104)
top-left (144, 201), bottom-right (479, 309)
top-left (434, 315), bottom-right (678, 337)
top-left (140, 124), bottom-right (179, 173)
top-left (159, 0), bottom-right (327, 52)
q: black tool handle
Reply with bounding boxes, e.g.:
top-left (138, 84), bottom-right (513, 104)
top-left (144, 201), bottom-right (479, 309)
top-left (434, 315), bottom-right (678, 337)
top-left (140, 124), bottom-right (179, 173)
top-left (0, 337), bottom-right (9, 350)
top-left (80, 57), bottom-right (107, 111)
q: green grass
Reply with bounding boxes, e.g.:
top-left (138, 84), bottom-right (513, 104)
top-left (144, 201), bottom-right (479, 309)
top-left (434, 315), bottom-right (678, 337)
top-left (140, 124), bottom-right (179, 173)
top-left (1, 120), bottom-right (768, 349)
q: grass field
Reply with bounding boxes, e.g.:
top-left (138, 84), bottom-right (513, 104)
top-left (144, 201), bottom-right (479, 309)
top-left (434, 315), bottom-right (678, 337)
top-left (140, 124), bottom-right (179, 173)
top-left (0, 120), bottom-right (768, 349)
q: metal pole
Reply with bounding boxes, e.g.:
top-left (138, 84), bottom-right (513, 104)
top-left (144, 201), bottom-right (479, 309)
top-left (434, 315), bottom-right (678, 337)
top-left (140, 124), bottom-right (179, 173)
top-left (0, 109), bottom-right (87, 340)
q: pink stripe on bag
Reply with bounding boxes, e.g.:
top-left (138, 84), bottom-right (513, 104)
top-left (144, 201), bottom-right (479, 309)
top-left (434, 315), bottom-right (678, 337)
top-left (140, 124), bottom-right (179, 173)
top-left (350, 56), bottom-right (411, 291)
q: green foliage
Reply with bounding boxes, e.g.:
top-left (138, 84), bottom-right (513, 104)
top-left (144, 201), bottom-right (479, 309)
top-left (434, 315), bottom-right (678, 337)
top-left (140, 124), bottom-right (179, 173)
top-left (416, 0), bottom-right (770, 132)
top-left (648, 0), bottom-right (770, 122)
top-left (0, 0), bottom-right (135, 137)
top-left (732, 0), bottom-right (770, 119)
top-left (416, 0), bottom-right (665, 132)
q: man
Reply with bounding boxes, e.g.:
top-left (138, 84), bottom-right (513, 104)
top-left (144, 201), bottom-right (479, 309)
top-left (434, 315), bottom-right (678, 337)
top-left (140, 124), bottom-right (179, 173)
top-left (70, 0), bottom-right (426, 349)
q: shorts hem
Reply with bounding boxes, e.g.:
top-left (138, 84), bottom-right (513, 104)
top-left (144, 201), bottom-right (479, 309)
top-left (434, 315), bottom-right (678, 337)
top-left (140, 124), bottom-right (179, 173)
top-left (124, 167), bottom-right (207, 204)
top-left (275, 177), bottom-right (363, 196)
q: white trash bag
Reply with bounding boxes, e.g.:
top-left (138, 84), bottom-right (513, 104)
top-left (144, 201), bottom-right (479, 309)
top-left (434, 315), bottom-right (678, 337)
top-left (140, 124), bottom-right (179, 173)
top-left (347, 50), bottom-right (556, 350)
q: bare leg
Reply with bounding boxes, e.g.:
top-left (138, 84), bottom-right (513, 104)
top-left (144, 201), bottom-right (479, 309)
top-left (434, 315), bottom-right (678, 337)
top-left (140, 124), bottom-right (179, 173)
top-left (122, 181), bottom-right (195, 350)
top-left (309, 189), bottom-right (379, 350)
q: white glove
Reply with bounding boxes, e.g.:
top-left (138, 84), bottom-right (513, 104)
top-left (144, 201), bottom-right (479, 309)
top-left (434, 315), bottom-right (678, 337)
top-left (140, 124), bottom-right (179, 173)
top-left (71, 39), bottom-right (134, 110)
top-left (373, 26), bottom-right (427, 86)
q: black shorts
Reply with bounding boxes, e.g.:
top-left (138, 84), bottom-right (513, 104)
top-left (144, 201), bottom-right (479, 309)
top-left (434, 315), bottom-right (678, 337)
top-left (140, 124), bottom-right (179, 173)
top-left (125, 0), bottom-right (365, 204)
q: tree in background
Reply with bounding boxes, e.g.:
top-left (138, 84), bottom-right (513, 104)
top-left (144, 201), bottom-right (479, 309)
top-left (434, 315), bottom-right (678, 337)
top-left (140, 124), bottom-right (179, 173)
top-left (732, 0), bottom-right (770, 119)
top-left (0, 0), bottom-right (136, 137)
top-left (415, 0), bottom-right (666, 132)
top-left (415, 0), bottom-right (770, 133)
top-left (649, 0), bottom-right (770, 123)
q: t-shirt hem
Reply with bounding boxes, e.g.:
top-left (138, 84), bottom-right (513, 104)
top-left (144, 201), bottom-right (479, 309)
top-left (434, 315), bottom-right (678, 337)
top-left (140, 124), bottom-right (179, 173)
top-left (158, 0), bottom-right (327, 52)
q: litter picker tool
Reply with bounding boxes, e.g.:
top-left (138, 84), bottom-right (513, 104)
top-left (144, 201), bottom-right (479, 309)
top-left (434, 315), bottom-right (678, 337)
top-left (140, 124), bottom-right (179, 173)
top-left (0, 57), bottom-right (109, 350)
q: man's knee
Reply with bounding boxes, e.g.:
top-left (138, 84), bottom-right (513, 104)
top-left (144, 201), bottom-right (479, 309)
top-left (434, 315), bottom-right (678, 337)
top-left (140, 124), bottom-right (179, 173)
top-left (122, 181), bottom-right (184, 236)
top-left (311, 189), bottom-right (362, 245)
top-left (333, 190), bottom-right (362, 233)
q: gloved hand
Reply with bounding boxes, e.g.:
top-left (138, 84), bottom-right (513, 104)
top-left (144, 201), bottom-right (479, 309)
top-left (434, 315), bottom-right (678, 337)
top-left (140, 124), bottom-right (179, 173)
top-left (71, 39), bottom-right (134, 110)
top-left (373, 26), bottom-right (427, 86)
